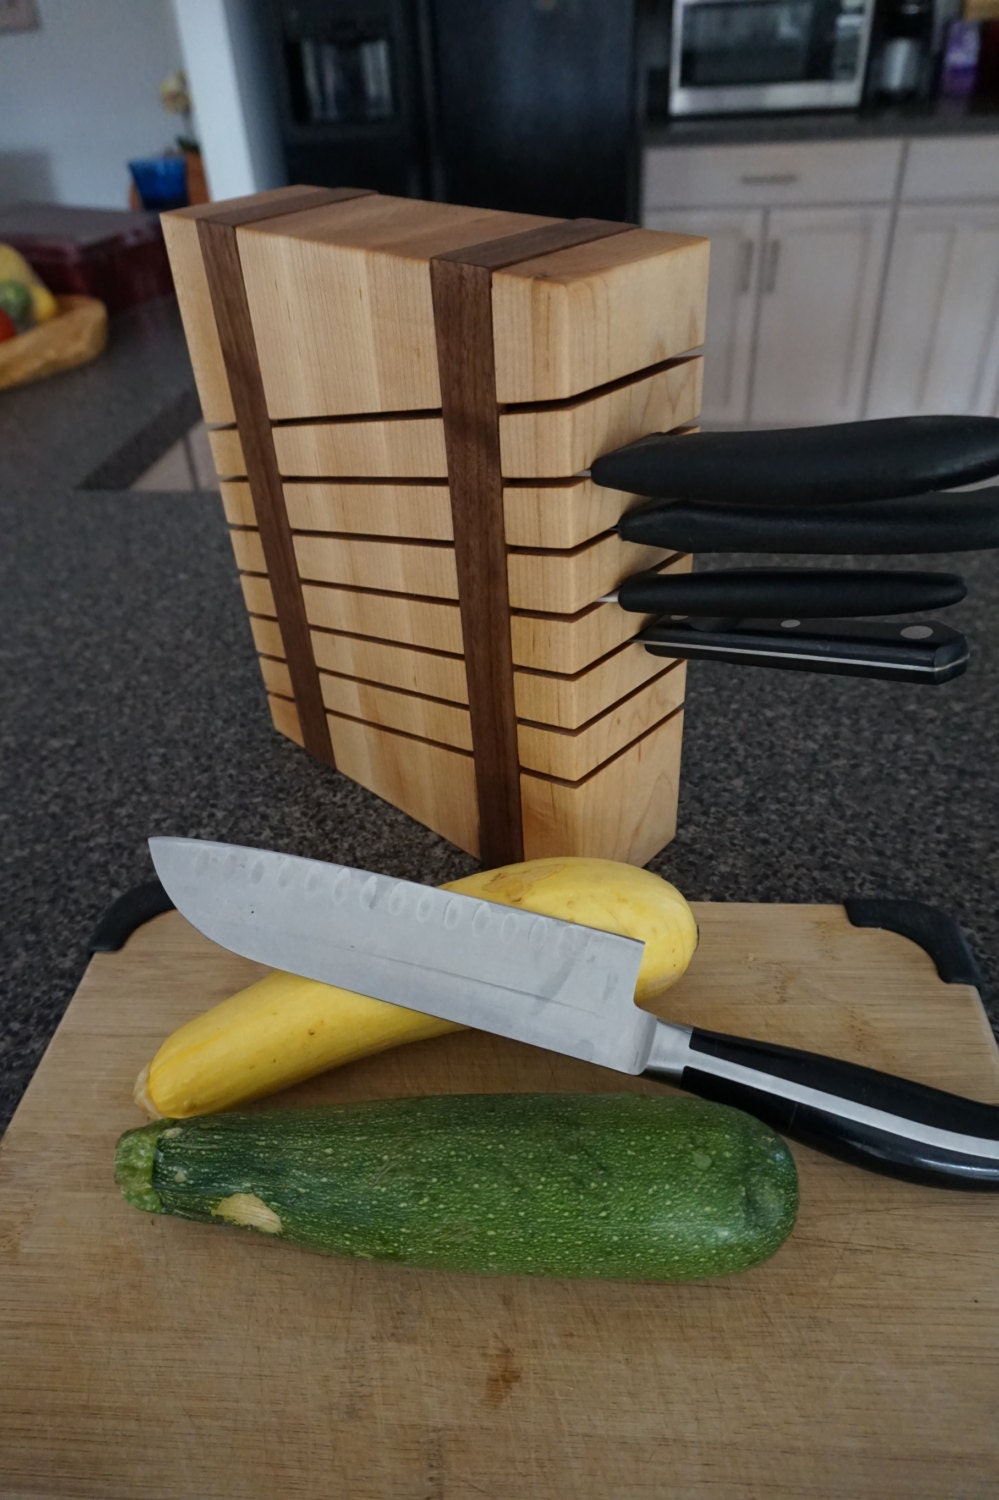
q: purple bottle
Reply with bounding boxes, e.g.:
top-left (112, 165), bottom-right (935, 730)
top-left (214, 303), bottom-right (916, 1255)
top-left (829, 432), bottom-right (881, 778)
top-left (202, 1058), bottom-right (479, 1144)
top-left (940, 19), bottom-right (981, 97)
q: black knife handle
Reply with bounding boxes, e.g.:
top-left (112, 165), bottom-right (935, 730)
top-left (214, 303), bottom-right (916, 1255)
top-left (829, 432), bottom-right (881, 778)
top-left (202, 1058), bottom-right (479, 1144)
top-left (643, 1027), bottom-right (999, 1188)
top-left (618, 488), bottom-right (999, 554)
top-left (617, 568), bottom-right (966, 619)
top-left (593, 416), bottom-right (999, 506)
top-left (640, 616), bottom-right (969, 683)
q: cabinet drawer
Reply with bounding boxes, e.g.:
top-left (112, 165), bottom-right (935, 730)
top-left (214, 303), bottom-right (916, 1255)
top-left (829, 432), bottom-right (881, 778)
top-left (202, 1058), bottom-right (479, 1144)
top-left (902, 137), bottom-right (999, 202)
top-left (643, 140), bottom-right (902, 211)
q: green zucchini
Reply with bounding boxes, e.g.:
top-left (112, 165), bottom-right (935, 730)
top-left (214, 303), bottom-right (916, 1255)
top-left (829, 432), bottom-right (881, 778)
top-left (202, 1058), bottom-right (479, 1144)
top-left (115, 1093), bottom-right (798, 1282)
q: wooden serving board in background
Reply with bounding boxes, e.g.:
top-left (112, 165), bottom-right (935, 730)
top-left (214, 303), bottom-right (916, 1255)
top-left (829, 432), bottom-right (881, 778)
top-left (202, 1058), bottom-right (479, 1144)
top-left (2, 903), bottom-right (998, 1499)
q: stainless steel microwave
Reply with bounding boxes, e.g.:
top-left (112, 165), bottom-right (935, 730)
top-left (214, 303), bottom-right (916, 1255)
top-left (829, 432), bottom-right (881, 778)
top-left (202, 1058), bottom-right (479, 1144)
top-left (669, 0), bottom-right (877, 115)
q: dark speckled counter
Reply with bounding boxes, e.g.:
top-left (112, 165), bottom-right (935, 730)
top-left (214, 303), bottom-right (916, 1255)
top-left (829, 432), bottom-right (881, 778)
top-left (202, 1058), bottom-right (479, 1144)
top-left (2, 298), bottom-right (998, 1136)
top-left (644, 98), bottom-right (999, 148)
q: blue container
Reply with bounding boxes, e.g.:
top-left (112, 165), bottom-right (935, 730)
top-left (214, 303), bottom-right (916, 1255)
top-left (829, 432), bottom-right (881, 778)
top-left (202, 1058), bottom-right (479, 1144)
top-left (128, 156), bottom-right (188, 212)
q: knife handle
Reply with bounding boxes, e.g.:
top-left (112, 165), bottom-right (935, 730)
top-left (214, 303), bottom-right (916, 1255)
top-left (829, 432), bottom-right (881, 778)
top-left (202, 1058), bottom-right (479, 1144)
top-left (643, 1025), bottom-right (999, 1188)
top-left (617, 568), bottom-right (966, 619)
top-left (618, 489), bottom-right (999, 554)
top-left (593, 416), bottom-right (999, 506)
top-left (640, 616), bottom-right (969, 684)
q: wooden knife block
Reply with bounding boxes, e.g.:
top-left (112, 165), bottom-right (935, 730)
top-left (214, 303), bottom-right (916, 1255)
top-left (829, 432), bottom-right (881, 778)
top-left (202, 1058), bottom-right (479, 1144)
top-left (163, 188), bottom-right (709, 865)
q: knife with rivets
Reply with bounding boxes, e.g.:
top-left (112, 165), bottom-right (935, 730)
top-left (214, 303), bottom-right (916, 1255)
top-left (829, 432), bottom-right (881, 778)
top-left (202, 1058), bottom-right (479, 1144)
top-left (150, 837), bottom-right (999, 1188)
top-left (638, 615), bottom-right (969, 684)
top-left (594, 569), bottom-right (970, 683)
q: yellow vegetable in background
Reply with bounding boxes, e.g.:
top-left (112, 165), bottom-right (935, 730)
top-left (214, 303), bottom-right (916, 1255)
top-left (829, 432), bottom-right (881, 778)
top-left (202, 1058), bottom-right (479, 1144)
top-left (0, 245), bottom-right (59, 323)
top-left (135, 856), bottom-right (699, 1119)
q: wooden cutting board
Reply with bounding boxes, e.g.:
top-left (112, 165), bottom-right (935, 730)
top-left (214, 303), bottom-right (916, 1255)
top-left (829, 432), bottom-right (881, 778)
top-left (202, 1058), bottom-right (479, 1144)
top-left (2, 902), bottom-right (998, 1499)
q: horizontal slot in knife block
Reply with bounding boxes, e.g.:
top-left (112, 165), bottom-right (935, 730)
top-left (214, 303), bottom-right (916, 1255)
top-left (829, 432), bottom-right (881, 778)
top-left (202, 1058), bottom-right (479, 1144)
top-left (163, 187), bottom-right (709, 865)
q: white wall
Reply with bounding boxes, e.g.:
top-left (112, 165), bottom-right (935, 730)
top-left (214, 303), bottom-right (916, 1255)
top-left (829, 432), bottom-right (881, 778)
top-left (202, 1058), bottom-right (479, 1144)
top-left (0, 0), bottom-right (185, 207)
top-left (171, 0), bottom-right (285, 201)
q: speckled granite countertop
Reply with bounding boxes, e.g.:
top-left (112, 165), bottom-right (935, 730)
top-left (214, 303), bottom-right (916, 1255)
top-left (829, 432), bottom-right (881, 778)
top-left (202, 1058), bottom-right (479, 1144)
top-left (644, 97), bottom-right (999, 148)
top-left (2, 298), bottom-right (998, 1135)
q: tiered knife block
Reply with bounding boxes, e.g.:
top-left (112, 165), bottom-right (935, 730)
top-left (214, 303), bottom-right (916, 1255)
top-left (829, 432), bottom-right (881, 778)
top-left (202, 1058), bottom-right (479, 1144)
top-left (163, 187), bottom-right (709, 866)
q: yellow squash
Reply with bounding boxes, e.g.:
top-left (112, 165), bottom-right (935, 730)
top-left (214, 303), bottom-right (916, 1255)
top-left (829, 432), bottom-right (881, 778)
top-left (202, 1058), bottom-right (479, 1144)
top-left (135, 856), bottom-right (699, 1118)
top-left (0, 244), bottom-right (59, 323)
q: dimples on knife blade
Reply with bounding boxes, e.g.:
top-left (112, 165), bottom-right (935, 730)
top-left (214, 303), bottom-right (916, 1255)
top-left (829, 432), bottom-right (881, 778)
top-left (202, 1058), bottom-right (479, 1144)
top-left (149, 838), bottom-right (651, 1072)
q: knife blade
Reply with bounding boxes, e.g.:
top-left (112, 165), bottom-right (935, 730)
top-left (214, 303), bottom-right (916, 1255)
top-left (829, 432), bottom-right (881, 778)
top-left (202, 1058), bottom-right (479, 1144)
top-left (591, 416), bottom-right (999, 507)
top-left (617, 488), bottom-right (999, 554)
top-left (149, 837), bottom-right (648, 1071)
top-left (612, 568), bottom-right (966, 620)
top-left (150, 838), bottom-right (999, 1186)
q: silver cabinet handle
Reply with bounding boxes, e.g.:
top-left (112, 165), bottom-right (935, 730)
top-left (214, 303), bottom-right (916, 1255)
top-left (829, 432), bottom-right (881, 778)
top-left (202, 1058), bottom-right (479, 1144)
top-left (763, 239), bottom-right (781, 295)
top-left (740, 173), bottom-right (799, 186)
top-left (738, 238), bottom-right (755, 295)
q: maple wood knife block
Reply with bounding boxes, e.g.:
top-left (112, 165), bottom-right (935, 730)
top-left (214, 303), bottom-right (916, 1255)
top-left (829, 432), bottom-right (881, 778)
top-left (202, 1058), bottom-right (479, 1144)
top-left (163, 187), bottom-right (709, 866)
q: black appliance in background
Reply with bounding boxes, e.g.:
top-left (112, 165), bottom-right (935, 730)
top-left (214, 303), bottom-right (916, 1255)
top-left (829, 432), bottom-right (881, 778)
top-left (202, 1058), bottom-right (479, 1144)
top-left (426, 0), bottom-right (637, 219)
top-left (865, 0), bottom-right (939, 101)
top-left (259, 0), bottom-right (639, 221)
top-left (260, 0), bottom-right (431, 198)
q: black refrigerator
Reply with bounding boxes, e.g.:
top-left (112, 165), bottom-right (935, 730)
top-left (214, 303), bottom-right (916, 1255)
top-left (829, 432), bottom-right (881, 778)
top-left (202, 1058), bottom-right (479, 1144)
top-left (262, 0), bottom-right (639, 221)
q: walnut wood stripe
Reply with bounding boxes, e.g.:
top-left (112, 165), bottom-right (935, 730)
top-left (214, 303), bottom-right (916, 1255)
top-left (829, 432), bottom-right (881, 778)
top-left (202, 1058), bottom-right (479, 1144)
top-left (442, 218), bottom-right (634, 274)
top-left (430, 218), bottom-right (634, 867)
top-left (197, 189), bottom-right (374, 763)
top-left (189, 186), bottom-right (375, 228)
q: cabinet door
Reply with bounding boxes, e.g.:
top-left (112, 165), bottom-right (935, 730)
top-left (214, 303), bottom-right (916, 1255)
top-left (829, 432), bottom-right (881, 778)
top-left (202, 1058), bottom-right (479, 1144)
top-left (645, 208), bottom-right (764, 425)
top-left (866, 205), bottom-right (999, 419)
top-left (750, 206), bottom-right (891, 427)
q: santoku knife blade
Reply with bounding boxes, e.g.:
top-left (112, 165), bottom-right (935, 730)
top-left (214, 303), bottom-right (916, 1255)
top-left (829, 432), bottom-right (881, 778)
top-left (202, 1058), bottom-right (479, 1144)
top-left (150, 836), bottom-right (648, 1072)
top-left (151, 837), bottom-right (999, 1188)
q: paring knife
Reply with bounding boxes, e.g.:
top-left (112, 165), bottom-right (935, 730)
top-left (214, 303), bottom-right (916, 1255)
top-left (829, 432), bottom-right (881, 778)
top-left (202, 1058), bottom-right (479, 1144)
top-left (608, 568), bottom-right (967, 620)
top-left (150, 837), bottom-right (999, 1188)
top-left (590, 416), bottom-right (999, 507)
top-left (617, 488), bottom-right (999, 554)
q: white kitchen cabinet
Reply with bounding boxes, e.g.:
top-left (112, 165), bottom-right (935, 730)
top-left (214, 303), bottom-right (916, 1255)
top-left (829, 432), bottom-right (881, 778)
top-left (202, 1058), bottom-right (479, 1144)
top-left (642, 134), bottom-right (999, 427)
top-left (645, 207), bottom-right (764, 425)
top-left (901, 136), bottom-right (999, 203)
top-left (749, 206), bottom-right (891, 426)
top-left (643, 140), bottom-right (902, 211)
top-left (866, 204), bottom-right (999, 419)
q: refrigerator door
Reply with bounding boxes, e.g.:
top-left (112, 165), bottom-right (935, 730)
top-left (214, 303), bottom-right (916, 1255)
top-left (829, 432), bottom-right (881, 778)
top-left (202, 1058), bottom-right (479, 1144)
top-left (428, 0), bottom-right (637, 220)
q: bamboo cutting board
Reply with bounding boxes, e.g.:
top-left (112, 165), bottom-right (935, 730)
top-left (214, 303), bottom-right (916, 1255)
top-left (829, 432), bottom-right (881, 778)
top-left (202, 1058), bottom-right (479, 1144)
top-left (2, 901), bottom-right (998, 1499)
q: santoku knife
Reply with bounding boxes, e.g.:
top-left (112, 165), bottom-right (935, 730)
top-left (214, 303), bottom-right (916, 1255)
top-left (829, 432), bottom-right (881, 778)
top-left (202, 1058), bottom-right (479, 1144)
top-left (151, 837), bottom-right (999, 1188)
top-left (591, 416), bottom-right (999, 507)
